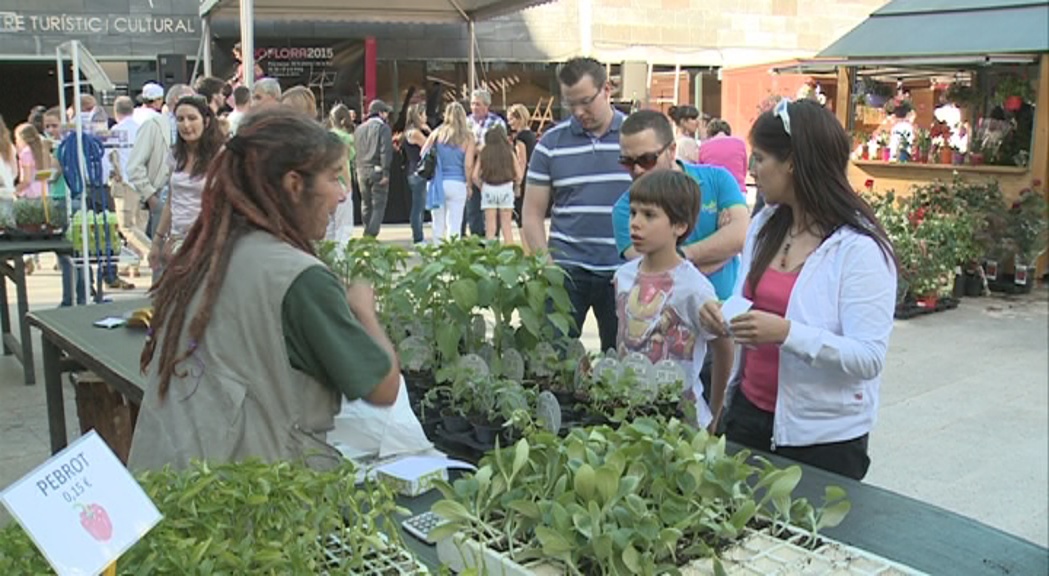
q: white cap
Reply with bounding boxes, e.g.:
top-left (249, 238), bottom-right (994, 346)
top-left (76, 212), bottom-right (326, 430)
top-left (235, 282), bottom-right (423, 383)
top-left (141, 82), bottom-right (164, 101)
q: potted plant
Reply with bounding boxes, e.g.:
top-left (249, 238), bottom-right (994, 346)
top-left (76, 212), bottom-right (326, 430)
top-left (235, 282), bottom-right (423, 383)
top-left (930, 121), bottom-right (952, 164)
top-left (876, 132), bottom-right (890, 162)
top-left (431, 419), bottom-right (857, 575)
top-left (12, 199), bottom-right (48, 236)
top-left (854, 79), bottom-right (894, 108)
top-left (0, 460), bottom-right (425, 573)
top-left (914, 128), bottom-right (932, 163)
top-left (993, 73), bottom-right (1034, 112)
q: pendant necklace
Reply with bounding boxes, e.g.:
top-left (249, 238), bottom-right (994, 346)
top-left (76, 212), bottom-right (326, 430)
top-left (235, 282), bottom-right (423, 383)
top-left (780, 228), bottom-right (801, 269)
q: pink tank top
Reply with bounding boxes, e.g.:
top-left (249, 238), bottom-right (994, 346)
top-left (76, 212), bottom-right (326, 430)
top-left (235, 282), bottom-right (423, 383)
top-left (740, 267), bottom-right (799, 412)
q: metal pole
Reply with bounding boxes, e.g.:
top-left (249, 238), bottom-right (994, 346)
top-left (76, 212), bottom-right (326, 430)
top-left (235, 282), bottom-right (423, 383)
top-left (202, 17), bottom-right (213, 78)
top-left (72, 43), bottom-right (91, 307)
top-left (56, 45), bottom-right (73, 300)
top-left (468, 19), bottom-right (476, 94)
top-left (673, 62), bottom-right (681, 105)
top-left (240, 0), bottom-right (255, 89)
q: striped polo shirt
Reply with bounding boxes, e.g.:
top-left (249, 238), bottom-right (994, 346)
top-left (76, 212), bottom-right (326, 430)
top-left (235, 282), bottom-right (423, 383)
top-left (527, 111), bottom-right (631, 271)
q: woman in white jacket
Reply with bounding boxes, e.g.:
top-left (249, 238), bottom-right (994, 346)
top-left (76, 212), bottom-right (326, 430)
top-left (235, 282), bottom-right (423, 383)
top-left (700, 99), bottom-right (897, 480)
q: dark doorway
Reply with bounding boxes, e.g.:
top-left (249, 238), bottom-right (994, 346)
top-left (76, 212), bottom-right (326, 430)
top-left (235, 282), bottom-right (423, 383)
top-left (0, 61), bottom-right (76, 128)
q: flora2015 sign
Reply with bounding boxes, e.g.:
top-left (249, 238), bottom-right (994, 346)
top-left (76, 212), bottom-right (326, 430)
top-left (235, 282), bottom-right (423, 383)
top-left (1, 431), bottom-right (161, 576)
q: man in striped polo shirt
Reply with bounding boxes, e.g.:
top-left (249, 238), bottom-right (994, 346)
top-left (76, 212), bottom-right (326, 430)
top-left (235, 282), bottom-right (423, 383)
top-left (523, 57), bottom-right (632, 353)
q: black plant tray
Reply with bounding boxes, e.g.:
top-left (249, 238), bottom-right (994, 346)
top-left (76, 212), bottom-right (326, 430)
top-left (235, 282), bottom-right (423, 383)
top-left (894, 296), bottom-right (959, 320)
top-left (0, 228), bottom-right (66, 241)
top-left (988, 275), bottom-right (1035, 295)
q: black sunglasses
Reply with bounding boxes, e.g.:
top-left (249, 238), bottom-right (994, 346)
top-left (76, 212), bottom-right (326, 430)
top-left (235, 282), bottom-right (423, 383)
top-left (619, 141), bottom-right (672, 170)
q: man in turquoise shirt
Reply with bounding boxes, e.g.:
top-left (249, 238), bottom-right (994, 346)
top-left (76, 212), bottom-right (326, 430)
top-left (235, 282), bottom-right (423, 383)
top-left (612, 110), bottom-right (749, 300)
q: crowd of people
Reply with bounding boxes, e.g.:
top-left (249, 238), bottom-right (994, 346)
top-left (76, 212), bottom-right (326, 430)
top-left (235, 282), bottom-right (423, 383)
top-left (1, 56), bottom-right (899, 482)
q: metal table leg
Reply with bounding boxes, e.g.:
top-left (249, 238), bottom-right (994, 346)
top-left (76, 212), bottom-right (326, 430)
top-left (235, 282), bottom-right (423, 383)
top-left (0, 258), bottom-right (10, 356)
top-left (14, 257), bottom-right (35, 385)
top-left (42, 335), bottom-right (68, 454)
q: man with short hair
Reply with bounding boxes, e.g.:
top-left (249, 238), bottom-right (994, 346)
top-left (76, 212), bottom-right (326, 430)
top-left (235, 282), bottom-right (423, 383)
top-left (252, 78), bottom-right (282, 108)
top-left (134, 82), bottom-right (165, 124)
top-left (522, 57), bottom-right (632, 352)
top-left (464, 88), bottom-right (506, 236)
top-left (227, 86), bottom-right (251, 135)
top-left (193, 76), bottom-right (228, 114)
top-left (104, 96), bottom-right (144, 286)
top-left (611, 110), bottom-right (749, 299)
top-left (354, 99), bottom-right (394, 238)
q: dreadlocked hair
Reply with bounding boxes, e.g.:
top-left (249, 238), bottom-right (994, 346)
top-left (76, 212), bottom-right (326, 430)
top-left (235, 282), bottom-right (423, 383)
top-left (142, 107), bottom-right (346, 401)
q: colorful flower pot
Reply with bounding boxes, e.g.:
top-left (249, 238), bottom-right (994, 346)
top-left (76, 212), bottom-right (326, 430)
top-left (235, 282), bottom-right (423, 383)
top-left (1004, 95), bottom-right (1023, 112)
top-left (861, 147), bottom-right (870, 160)
top-left (916, 295), bottom-right (939, 309)
top-left (952, 151), bottom-right (964, 165)
top-left (898, 149), bottom-right (911, 163)
top-left (865, 94), bottom-right (888, 108)
top-left (939, 147), bottom-right (953, 164)
top-left (881, 148), bottom-right (891, 162)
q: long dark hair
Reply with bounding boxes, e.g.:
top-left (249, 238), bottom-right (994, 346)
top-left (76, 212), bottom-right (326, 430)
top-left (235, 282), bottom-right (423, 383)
top-left (479, 125), bottom-right (515, 185)
top-left (143, 108), bottom-right (345, 400)
top-left (747, 99), bottom-right (895, 293)
top-left (173, 95), bottom-right (223, 178)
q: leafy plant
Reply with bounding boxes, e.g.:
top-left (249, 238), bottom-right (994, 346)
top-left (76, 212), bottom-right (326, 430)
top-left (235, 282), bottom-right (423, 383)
top-left (0, 460), bottom-right (417, 573)
top-left (13, 199), bottom-right (47, 229)
top-left (993, 73), bottom-right (1034, 106)
top-left (1004, 183), bottom-right (1048, 266)
top-left (430, 418), bottom-right (850, 574)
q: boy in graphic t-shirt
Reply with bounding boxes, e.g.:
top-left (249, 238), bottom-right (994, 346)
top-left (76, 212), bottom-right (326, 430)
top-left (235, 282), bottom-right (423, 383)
top-left (614, 169), bottom-right (734, 431)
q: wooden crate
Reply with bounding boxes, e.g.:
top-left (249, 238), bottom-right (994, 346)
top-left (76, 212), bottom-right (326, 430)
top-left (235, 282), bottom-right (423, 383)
top-left (72, 372), bottom-right (139, 464)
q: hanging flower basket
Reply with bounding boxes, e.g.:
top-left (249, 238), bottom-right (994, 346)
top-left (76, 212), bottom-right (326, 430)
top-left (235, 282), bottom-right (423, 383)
top-left (1003, 95), bottom-right (1024, 112)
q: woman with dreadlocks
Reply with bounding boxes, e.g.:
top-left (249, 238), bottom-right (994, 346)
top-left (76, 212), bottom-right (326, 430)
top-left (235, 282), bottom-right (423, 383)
top-left (128, 108), bottom-right (401, 472)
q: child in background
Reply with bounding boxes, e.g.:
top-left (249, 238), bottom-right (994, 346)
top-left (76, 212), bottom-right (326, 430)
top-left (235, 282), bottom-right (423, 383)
top-left (614, 169), bottom-right (733, 432)
top-left (472, 125), bottom-right (519, 244)
top-left (15, 123), bottom-right (47, 273)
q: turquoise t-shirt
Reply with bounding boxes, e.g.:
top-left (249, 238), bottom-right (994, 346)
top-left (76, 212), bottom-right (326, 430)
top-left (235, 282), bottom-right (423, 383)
top-left (612, 161), bottom-right (747, 300)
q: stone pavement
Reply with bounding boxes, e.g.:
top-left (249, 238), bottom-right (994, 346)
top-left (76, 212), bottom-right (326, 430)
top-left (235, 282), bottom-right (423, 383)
top-left (1, 225), bottom-right (1046, 549)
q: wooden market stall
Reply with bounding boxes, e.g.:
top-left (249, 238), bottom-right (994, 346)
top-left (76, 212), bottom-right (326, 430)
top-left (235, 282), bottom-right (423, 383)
top-left (780, 0), bottom-right (1049, 275)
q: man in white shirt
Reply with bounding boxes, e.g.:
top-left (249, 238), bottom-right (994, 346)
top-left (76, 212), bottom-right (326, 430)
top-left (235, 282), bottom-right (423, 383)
top-left (133, 82), bottom-right (164, 125)
top-left (105, 96), bottom-right (150, 276)
top-left (227, 86), bottom-right (250, 136)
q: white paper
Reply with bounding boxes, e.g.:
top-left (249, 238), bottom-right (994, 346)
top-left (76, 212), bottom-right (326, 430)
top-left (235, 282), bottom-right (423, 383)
top-left (376, 456), bottom-right (477, 481)
top-left (0, 431), bottom-right (162, 576)
top-left (328, 375), bottom-right (437, 460)
top-left (721, 295), bottom-right (754, 322)
top-left (93, 317), bottom-right (126, 329)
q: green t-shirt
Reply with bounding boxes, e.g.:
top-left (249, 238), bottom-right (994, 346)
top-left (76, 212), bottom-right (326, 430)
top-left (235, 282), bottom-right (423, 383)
top-left (281, 265), bottom-right (390, 401)
top-left (50, 148), bottom-right (67, 200)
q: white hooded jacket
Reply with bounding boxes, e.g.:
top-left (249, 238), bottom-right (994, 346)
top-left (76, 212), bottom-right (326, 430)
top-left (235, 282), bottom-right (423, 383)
top-left (726, 205), bottom-right (898, 449)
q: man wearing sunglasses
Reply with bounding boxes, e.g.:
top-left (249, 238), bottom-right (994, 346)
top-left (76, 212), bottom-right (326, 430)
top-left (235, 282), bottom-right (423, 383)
top-left (612, 110), bottom-right (748, 299)
top-left (523, 57), bottom-right (632, 353)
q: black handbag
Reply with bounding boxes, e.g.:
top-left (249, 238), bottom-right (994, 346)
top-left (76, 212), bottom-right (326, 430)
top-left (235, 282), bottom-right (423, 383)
top-left (416, 147), bottom-right (437, 180)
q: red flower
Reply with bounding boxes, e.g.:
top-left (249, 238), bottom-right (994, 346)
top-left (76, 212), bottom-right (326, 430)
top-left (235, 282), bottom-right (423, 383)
top-left (864, 179), bottom-right (875, 190)
top-left (1033, 179), bottom-right (1043, 188)
top-left (79, 503), bottom-right (113, 542)
top-left (908, 207), bottom-right (927, 227)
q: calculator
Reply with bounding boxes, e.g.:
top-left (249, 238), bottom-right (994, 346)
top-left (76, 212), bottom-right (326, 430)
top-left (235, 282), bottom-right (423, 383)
top-left (401, 510), bottom-right (448, 545)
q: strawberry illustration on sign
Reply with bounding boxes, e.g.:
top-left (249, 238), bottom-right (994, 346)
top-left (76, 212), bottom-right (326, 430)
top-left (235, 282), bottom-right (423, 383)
top-left (77, 503), bottom-right (113, 542)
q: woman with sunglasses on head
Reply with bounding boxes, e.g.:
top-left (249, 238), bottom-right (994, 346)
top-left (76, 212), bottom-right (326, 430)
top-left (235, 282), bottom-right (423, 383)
top-left (698, 99), bottom-right (897, 481)
top-left (668, 104), bottom-right (702, 164)
top-left (129, 107), bottom-right (400, 472)
top-left (149, 95), bottom-right (225, 276)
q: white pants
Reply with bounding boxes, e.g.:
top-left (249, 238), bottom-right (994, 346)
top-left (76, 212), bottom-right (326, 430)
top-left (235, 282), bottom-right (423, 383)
top-left (326, 197), bottom-right (355, 251)
top-left (431, 180), bottom-right (467, 243)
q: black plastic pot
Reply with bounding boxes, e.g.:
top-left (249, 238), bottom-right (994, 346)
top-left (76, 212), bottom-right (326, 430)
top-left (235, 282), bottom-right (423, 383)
top-left (404, 370), bottom-right (436, 396)
top-left (472, 420), bottom-right (504, 445)
top-left (952, 274), bottom-right (966, 299)
top-left (963, 272), bottom-right (984, 297)
top-left (440, 409), bottom-right (470, 434)
top-left (551, 389), bottom-right (575, 407)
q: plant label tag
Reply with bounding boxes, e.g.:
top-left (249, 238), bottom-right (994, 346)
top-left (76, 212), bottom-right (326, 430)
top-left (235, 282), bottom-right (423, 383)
top-left (985, 260), bottom-right (998, 281)
top-left (0, 431), bottom-right (162, 576)
top-left (1014, 266), bottom-right (1028, 285)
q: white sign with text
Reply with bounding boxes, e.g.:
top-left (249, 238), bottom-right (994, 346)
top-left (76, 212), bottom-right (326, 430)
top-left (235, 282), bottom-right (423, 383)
top-left (0, 431), bottom-right (162, 576)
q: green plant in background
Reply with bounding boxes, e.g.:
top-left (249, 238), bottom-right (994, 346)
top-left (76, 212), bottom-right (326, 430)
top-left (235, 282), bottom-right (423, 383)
top-left (13, 199), bottom-right (47, 229)
top-left (47, 198), bottom-right (68, 230)
top-left (945, 82), bottom-right (977, 108)
top-left (992, 73), bottom-right (1035, 106)
top-left (0, 460), bottom-right (416, 573)
top-left (1004, 182), bottom-right (1048, 266)
top-left (431, 418), bottom-right (850, 574)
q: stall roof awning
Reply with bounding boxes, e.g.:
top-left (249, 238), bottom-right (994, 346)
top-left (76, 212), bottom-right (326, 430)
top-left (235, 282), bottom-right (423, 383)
top-left (199, 0), bottom-right (555, 23)
top-left (817, 0), bottom-right (1049, 58)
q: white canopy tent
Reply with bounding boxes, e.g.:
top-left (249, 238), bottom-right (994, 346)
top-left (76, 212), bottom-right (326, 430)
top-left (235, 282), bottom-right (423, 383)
top-left (198, 0), bottom-right (555, 94)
